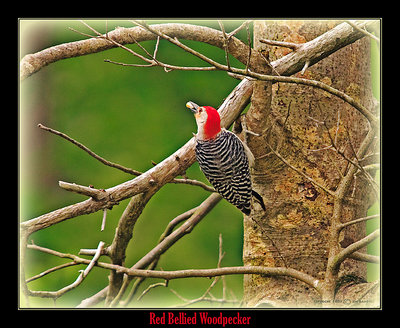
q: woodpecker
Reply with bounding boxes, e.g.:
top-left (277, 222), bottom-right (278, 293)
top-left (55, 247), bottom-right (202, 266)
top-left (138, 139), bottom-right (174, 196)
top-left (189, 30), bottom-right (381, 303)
top-left (186, 101), bottom-right (265, 215)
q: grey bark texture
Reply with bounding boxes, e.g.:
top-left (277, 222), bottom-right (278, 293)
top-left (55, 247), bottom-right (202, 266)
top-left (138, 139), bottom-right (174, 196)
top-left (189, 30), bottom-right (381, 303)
top-left (242, 20), bottom-right (377, 307)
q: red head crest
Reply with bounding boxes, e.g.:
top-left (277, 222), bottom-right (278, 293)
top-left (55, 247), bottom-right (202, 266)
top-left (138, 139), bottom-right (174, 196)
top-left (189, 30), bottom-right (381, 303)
top-left (202, 106), bottom-right (221, 140)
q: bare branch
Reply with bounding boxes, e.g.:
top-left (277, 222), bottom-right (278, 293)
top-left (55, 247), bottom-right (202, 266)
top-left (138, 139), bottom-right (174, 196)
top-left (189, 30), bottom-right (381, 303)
top-left (58, 181), bottom-right (108, 201)
top-left (270, 20), bottom-right (378, 76)
top-left (29, 242), bottom-right (322, 295)
top-left (332, 229), bottom-right (380, 272)
top-left (22, 21), bottom-right (377, 125)
top-left (21, 23), bottom-right (254, 80)
top-left (109, 192), bottom-right (223, 306)
top-left (259, 39), bottom-right (301, 50)
top-left (300, 60), bottom-right (310, 75)
top-left (338, 214), bottom-right (379, 231)
top-left (218, 20), bottom-right (231, 71)
top-left (323, 125), bottom-right (379, 299)
top-left (121, 206), bottom-right (199, 305)
top-left (38, 123), bottom-right (141, 176)
top-left (106, 190), bottom-right (157, 304)
top-left (39, 123), bottom-right (214, 194)
top-left (137, 281), bottom-right (168, 301)
top-left (101, 209), bottom-right (107, 231)
top-left (133, 20), bottom-right (378, 126)
top-left (345, 20), bottom-right (380, 43)
top-left (171, 178), bottom-right (216, 192)
top-left (26, 241), bottom-right (105, 299)
top-left (26, 262), bottom-right (78, 283)
top-left (349, 252), bottom-right (379, 264)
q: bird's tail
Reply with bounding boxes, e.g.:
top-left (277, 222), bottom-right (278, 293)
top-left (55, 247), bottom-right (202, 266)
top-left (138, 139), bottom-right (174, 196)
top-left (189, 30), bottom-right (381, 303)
top-left (252, 190), bottom-right (266, 211)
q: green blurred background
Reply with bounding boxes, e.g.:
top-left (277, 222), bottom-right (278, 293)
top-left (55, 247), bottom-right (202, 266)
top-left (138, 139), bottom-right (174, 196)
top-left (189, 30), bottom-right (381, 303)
top-left (19, 19), bottom-right (380, 308)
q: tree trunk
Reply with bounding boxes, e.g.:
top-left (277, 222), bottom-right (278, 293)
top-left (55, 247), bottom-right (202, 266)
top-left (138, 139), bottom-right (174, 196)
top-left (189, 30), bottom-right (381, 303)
top-left (242, 20), bottom-right (376, 307)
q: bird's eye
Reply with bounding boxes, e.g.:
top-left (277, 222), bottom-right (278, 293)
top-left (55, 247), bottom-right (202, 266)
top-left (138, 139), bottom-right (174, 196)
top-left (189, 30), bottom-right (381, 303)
top-left (199, 108), bottom-right (203, 112)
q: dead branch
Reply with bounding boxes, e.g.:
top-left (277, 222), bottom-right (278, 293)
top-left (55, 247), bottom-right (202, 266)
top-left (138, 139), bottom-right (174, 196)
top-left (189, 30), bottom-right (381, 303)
top-left (345, 20), bottom-right (380, 43)
top-left (259, 38), bottom-right (301, 50)
top-left (26, 241), bottom-right (104, 299)
top-left (332, 229), bottom-right (380, 272)
top-left (28, 242), bottom-right (322, 295)
top-left (39, 123), bottom-right (214, 193)
top-left (133, 20), bottom-right (378, 126)
top-left (58, 181), bottom-right (108, 201)
top-left (106, 190), bottom-right (157, 304)
top-left (270, 20), bottom-right (379, 76)
top-left (26, 262), bottom-right (78, 283)
top-left (23, 20), bottom-right (378, 125)
top-left (323, 126), bottom-right (379, 300)
top-left (121, 206), bottom-right (199, 305)
top-left (349, 252), bottom-right (379, 264)
top-left (20, 23), bottom-right (254, 80)
top-left (37, 123), bottom-right (141, 176)
top-left (109, 192), bottom-right (223, 307)
top-left (338, 214), bottom-right (379, 231)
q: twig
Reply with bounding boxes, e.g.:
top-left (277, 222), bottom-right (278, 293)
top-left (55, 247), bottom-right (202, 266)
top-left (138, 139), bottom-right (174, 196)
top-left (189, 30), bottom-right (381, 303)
top-left (39, 123), bottom-right (215, 193)
top-left (226, 20), bottom-right (252, 39)
top-left (104, 59), bottom-right (217, 72)
top-left (245, 21), bottom-right (252, 75)
top-left (109, 193), bottom-right (223, 307)
top-left (26, 241), bottom-right (105, 299)
top-left (300, 60), bottom-right (310, 75)
top-left (345, 20), bottom-right (380, 43)
top-left (29, 242), bottom-right (322, 294)
top-left (82, 241), bottom-right (105, 276)
top-left (331, 229), bottom-right (380, 273)
top-left (137, 281), bottom-right (168, 301)
top-left (338, 214), bottom-right (379, 231)
top-left (121, 206), bottom-right (199, 305)
top-left (38, 123), bottom-right (141, 176)
top-left (171, 178), bottom-right (216, 192)
top-left (259, 39), bottom-right (301, 50)
top-left (218, 20), bottom-right (231, 71)
top-left (349, 252), bottom-right (379, 264)
top-left (101, 209), bottom-right (107, 231)
top-left (266, 141), bottom-right (336, 197)
top-left (26, 262), bottom-right (78, 283)
top-left (58, 181), bottom-right (107, 201)
top-left (133, 21), bottom-right (378, 126)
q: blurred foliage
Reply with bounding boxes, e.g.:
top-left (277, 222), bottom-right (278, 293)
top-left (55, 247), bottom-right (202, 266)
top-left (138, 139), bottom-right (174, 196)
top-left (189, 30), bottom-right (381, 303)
top-left (366, 36), bottom-right (380, 283)
top-left (19, 19), bottom-right (380, 308)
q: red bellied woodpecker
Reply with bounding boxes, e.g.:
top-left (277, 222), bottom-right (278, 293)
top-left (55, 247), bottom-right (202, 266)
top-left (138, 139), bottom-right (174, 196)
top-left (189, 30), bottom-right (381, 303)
top-left (186, 101), bottom-right (265, 215)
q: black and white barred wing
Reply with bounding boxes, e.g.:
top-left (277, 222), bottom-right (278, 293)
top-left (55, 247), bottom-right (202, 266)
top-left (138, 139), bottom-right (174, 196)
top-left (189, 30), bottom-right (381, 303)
top-left (195, 130), bottom-right (253, 215)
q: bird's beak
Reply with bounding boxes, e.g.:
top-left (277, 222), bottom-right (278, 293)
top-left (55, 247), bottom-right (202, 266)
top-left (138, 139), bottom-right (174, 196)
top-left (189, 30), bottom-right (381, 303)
top-left (186, 101), bottom-right (199, 114)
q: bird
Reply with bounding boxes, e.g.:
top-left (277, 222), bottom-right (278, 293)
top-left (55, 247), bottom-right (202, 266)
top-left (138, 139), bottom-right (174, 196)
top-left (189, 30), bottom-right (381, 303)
top-left (186, 101), bottom-right (265, 215)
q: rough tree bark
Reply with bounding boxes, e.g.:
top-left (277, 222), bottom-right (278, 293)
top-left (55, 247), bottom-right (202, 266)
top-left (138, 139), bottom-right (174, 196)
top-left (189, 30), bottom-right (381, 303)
top-left (242, 20), bottom-right (378, 307)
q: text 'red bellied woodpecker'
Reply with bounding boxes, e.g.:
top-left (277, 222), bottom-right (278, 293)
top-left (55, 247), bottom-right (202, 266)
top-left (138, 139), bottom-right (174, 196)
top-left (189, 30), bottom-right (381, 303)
top-left (186, 101), bottom-right (265, 215)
